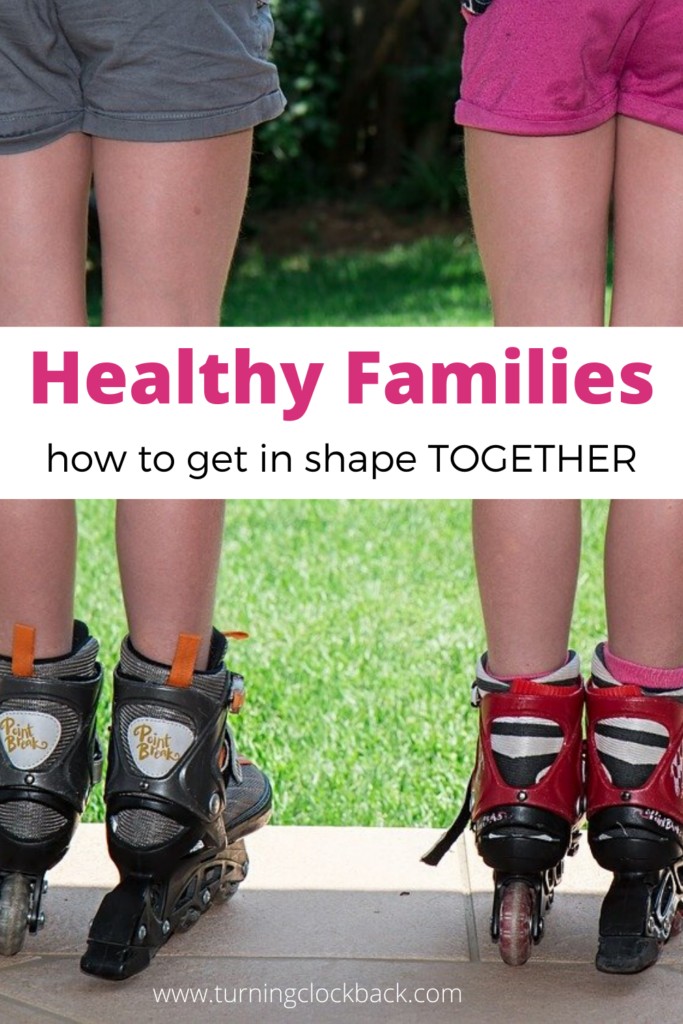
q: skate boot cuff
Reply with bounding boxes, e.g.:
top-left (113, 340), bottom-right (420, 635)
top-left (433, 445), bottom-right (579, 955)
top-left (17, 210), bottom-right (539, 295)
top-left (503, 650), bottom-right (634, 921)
top-left (593, 642), bottom-right (683, 698)
top-left (119, 629), bottom-right (232, 702)
top-left (473, 650), bottom-right (581, 702)
top-left (0, 621), bottom-right (99, 682)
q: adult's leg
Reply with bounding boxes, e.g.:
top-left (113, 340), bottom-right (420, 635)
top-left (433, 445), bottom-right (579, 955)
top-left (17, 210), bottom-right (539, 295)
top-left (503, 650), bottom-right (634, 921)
top-left (0, 500), bottom-right (76, 657)
top-left (610, 117), bottom-right (683, 325)
top-left (116, 500), bottom-right (225, 668)
top-left (465, 122), bottom-right (615, 326)
top-left (92, 132), bottom-right (253, 326)
top-left (473, 500), bottom-right (581, 677)
top-left (0, 135), bottom-right (92, 326)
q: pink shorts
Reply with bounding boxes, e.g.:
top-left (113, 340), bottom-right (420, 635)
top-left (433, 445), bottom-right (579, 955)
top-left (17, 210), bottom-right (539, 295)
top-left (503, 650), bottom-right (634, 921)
top-left (456, 0), bottom-right (683, 136)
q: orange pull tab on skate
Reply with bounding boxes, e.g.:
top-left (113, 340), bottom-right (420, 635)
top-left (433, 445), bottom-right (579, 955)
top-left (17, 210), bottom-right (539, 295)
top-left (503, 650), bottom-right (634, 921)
top-left (168, 633), bottom-right (201, 688)
top-left (11, 624), bottom-right (35, 677)
top-left (223, 631), bottom-right (249, 641)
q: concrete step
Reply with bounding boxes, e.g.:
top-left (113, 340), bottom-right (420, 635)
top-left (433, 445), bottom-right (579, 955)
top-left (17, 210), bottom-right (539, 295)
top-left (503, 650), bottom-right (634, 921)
top-left (0, 825), bottom-right (679, 1023)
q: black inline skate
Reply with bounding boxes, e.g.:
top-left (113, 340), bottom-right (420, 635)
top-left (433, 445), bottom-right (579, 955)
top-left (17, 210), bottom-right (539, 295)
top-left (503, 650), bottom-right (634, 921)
top-left (423, 653), bottom-right (585, 965)
top-left (587, 645), bottom-right (683, 973)
top-left (81, 629), bottom-right (271, 981)
top-left (0, 622), bottom-right (102, 955)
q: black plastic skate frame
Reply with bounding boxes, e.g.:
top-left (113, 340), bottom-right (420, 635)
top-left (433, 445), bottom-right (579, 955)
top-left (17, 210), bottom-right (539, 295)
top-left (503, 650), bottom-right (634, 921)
top-left (81, 838), bottom-right (248, 981)
top-left (590, 806), bottom-right (683, 973)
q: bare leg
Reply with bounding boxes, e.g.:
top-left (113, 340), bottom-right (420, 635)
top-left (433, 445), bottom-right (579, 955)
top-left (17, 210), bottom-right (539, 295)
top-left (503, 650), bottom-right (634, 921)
top-left (605, 500), bottom-right (683, 667)
top-left (604, 119), bottom-right (683, 665)
top-left (0, 135), bottom-right (92, 326)
top-left (116, 500), bottom-right (225, 669)
top-left (473, 500), bottom-right (581, 677)
top-left (611, 117), bottom-right (683, 325)
top-left (92, 132), bottom-right (252, 326)
top-left (0, 501), bottom-right (76, 657)
top-left (466, 126), bottom-right (613, 675)
top-left (465, 122), bottom-right (615, 325)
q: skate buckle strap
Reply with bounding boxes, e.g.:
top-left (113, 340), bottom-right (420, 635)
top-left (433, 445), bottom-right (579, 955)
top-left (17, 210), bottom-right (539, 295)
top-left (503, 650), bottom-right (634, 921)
top-left (228, 673), bottom-right (246, 714)
top-left (11, 624), bottom-right (35, 677)
top-left (91, 736), bottom-right (104, 786)
top-left (168, 634), bottom-right (201, 688)
top-left (223, 631), bottom-right (249, 713)
top-left (421, 777), bottom-right (473, 867)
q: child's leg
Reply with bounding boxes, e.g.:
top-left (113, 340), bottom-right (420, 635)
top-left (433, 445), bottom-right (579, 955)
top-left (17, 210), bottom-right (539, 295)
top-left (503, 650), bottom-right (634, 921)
top-left (0, 501), bottom-right (102, 955)
top-left (587, 499), bottom-right (683, 973)
top-left (116, 500), bottom-right (225, 669)
top-left (83, 498), bottom-right (270, 981)
top-left (473, 499), bottom-right (581, 676)
top-left (424, 499), bottom-right (585, 965)
top-left (0, 501), bottom-right (77, 656)
top-left (464, 123), bottom-right (615, 325)
top-left (0, 135), bottom-right (92, 326)
top-left (92, 133), bottom-right (252, 326)
top-left (610, 118), bottom-right (683, 326)
top-left (605, 499), bottom-right (683, 666)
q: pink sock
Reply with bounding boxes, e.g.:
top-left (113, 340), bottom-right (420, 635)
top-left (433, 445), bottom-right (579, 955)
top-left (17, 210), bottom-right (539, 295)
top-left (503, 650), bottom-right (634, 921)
top-left (604, 644), bottom-right (683, 691)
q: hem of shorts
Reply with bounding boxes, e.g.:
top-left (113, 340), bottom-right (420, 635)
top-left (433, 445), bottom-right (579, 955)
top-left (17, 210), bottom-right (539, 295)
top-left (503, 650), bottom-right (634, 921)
top-left (81, 90), bottom-right (286, 142)
top-left (0, 113), bottom-right (83, 154)
top-left (455, 94), bottom-right (618, 136)
top-left (617, 93), bottom-right (683, 136)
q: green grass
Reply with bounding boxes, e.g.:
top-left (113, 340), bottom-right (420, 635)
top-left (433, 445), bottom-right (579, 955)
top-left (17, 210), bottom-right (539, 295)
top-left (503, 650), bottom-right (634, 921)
top-left (224, 236), bottom-right (492, 326)
top-left (77, 499), bottom-right (609, 826)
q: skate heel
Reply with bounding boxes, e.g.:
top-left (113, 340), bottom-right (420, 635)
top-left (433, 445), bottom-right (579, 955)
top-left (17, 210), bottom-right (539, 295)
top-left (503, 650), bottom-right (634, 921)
top-left (423, 662), bottom-right (585, 967)
top-left (0, 624), bottom-right (102, 954)
top-left (589, 807), bottom-right (682, 874)
top-left (81, 877), bottom-right (156, 981)
top-left (477, 805), bottom-right (574, 875)
top-left (596, 872), bottom-right (672, 974)
top-left (82, 631), bottom-right (267, 980)
top-left (81, 839), bottom-right (249, 981)
top-left (587, 671), bottom-right (683, 973)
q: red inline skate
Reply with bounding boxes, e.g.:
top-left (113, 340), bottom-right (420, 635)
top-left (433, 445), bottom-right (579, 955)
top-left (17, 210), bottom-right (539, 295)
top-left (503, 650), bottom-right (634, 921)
top-left (587, 645), bottom-right (683, 973)
top-left (423, 654), bottom-right (585, 966)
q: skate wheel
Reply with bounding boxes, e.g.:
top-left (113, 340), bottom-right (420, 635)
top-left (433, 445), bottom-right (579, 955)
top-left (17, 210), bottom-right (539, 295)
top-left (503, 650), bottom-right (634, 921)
top-left (0, 875), bottom-right (31, 956)
top-left (498, 881), bottom-right (533, 967)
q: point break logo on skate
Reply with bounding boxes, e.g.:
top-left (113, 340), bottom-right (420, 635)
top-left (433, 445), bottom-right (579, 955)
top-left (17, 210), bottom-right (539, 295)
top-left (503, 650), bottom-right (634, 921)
top-left (128, 718), bottom-right (194, 778)
top-left (0, 711), bottom-right (61, 770)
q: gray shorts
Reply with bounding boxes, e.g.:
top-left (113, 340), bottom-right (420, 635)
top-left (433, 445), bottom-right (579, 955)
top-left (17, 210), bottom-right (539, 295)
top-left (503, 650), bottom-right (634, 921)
top-left (0, 0), bottom-right (286, 153)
